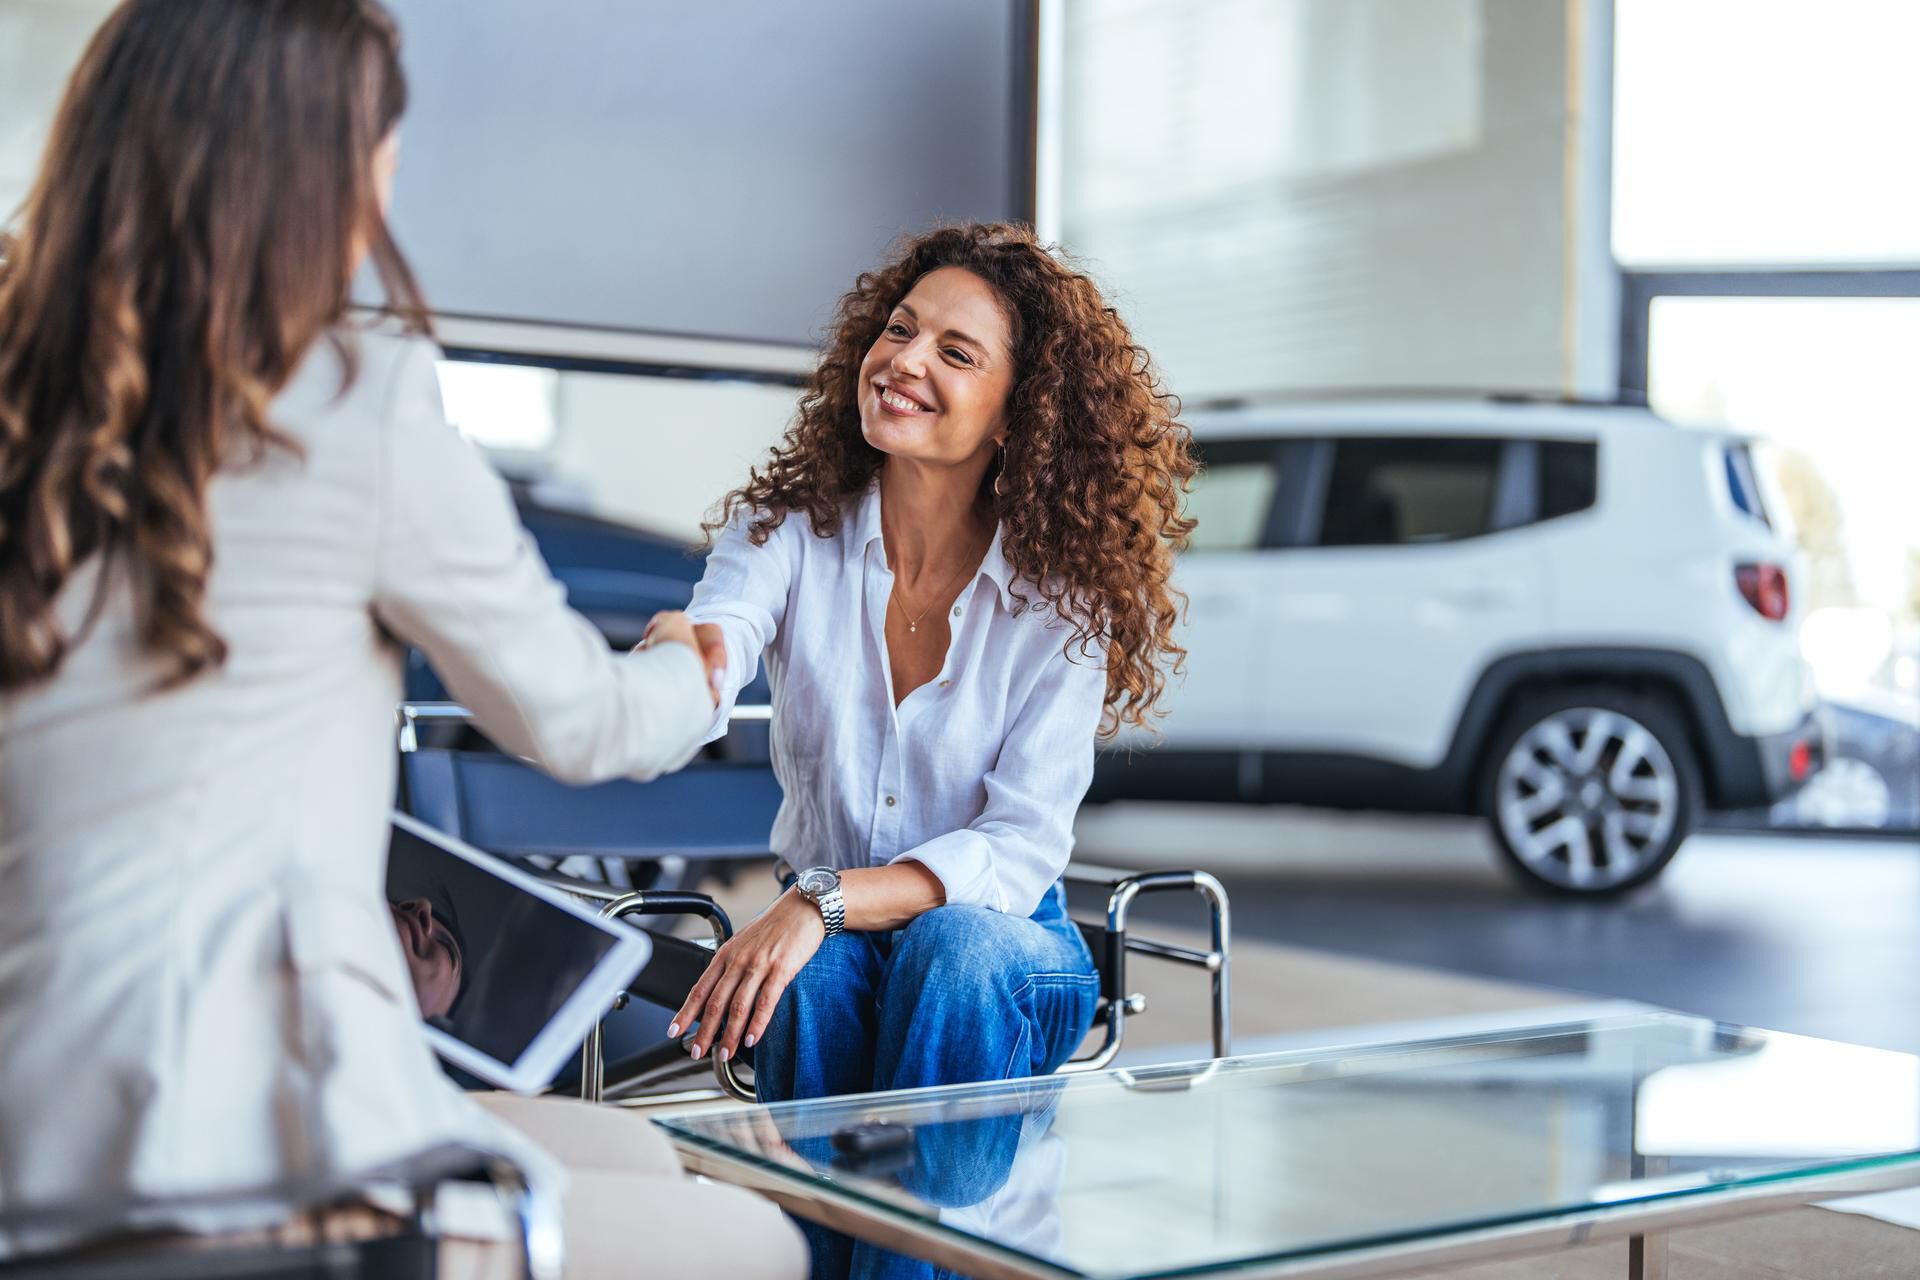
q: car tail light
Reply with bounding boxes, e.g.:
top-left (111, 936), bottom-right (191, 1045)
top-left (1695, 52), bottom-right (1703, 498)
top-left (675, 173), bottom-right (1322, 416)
top-left (1789, 738), bottom-right (1813, 782)
top-left (1735, 562), bottom-right (1789, 621)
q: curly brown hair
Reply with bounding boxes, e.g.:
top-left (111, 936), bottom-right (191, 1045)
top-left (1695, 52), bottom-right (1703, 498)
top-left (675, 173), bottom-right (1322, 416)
top-left (711, 223), bottom-right (1196, 736)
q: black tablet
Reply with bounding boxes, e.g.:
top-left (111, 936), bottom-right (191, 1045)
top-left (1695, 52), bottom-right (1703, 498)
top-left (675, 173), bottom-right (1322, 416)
top-left (386, 812), bottom-right (652, 1092)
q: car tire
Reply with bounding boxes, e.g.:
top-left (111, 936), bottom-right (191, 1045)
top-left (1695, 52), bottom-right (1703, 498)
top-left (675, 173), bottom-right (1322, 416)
top-left (1478, 687), bottom-right (1702, 897)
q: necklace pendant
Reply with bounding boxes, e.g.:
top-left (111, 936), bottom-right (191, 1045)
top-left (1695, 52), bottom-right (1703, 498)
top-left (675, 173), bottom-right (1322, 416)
top-left (909, 622), bottom-right (917, 633)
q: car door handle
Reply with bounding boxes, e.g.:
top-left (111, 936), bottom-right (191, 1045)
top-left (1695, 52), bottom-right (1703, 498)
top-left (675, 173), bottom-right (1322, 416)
top-left (1436, 587), bottom-right (1517, 610)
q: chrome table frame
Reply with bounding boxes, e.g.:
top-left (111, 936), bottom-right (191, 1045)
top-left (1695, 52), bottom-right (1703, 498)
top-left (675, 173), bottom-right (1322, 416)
top-left (663, 1045), bottom-right (1920, 1280)
top-left (669, 1145), bottom-right (1916, 1280)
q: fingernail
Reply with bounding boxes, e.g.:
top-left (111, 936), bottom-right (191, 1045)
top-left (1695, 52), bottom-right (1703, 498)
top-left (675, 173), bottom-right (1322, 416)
top-left (718, 1047), bottom-right (731, 1062)
top-left (667, 1022), bottom-right (680, 1039)
top-left (689, 1043), bottom-right (704, 1060)
top-left (744, 1034), bottom-right (756, 1049)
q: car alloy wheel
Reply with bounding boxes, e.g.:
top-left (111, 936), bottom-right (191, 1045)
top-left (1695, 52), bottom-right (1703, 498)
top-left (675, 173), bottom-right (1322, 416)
top-left (1494, 707), bottom-right (1680, 892)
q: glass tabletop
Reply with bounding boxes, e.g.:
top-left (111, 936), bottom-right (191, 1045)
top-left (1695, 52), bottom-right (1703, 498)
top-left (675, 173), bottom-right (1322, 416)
top-left (656, 1014), bottom-right (1920, 1279)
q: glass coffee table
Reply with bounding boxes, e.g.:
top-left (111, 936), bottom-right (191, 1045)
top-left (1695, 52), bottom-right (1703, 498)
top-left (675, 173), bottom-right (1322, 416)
top-left (656, 1014), bottom-right (1920, 1279)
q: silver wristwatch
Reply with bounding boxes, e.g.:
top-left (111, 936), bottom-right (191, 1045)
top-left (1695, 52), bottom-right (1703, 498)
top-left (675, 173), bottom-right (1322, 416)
top-left (794, 866), bottom-right (846, 937)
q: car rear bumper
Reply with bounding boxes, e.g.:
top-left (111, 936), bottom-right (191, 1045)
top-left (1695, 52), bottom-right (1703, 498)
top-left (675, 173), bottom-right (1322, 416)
top-left (1741, 706), bottom-right (1831, 807)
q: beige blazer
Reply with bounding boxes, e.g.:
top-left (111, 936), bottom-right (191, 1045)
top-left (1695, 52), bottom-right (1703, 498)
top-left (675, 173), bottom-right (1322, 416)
top-left (0, 329), bottom-right (713, 1249)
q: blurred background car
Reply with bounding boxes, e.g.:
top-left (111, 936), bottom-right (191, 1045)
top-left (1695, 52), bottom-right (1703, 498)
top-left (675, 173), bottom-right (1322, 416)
top-left (1755, 694), bottom-right (1920, 831)
top-left (1087, 393), bottom-right (1827, 896)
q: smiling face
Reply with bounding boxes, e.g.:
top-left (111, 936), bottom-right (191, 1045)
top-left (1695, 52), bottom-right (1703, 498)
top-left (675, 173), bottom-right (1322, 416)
top-left (389, 897), bottom-right (463, 1019)
top-left (857, 266), bottom-right (1016, 471)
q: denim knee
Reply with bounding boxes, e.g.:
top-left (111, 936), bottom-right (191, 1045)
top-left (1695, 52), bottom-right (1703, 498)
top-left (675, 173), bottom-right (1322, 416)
top-left (889, 906), bottom-right (1021, 995)
top-left (757, 931), bottom-right (882, 1104)
top-left (773, 931), bottom-right (874, 1023)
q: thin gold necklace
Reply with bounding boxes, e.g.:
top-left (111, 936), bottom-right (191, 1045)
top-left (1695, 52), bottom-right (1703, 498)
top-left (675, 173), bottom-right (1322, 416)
top-left (890, 560), bottom-right (975, 634)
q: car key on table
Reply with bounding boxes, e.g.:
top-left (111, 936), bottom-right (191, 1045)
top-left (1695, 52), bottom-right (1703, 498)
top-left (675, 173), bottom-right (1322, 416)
top-left (829, 1121), bottom-right (915, 1176)
top-left (831, 1121), bottom-right (913, 1156)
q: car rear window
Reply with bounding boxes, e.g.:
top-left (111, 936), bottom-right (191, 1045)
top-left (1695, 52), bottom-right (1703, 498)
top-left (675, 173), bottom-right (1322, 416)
top-left (1539, 440), bottom-right (1599, 520)
top-left (1724, 443), bottom-right (1772, 527)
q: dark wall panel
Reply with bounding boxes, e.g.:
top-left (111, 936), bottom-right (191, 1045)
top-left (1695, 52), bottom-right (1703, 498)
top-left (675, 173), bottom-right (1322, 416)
top-left (380, 1), bottom-right (1029, 346)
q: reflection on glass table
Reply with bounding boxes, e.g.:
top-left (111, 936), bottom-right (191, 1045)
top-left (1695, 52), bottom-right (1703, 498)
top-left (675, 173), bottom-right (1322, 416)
top-left (657, 1014), bottom-right (1920, 1280)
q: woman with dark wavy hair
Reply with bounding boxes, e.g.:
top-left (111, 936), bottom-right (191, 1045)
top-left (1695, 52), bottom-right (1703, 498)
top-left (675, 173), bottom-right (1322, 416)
top-left (0, 2), bottom-right (801, 1275)
top-left (672, 223), bottom-right (1194, 1270)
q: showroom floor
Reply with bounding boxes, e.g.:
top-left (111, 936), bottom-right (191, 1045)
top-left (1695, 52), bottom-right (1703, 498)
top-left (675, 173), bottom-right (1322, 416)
top-left (1071, 803), bottom-right (1920, 1057)
top-left (699, 812), bottom-right (1920, 1278)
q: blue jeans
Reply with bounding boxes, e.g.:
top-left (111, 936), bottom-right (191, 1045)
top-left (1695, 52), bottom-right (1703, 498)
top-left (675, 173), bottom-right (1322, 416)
top-left (755, 880), bottom-right (1098, 1280)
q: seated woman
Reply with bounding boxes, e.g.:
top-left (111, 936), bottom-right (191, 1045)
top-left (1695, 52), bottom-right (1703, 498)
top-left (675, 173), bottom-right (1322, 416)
top-left (672, 222), bottom-right (1194, 1112)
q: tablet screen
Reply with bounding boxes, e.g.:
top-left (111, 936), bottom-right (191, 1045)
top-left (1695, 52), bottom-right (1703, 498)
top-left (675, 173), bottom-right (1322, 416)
top-left (385, 812), bottom-right (650, 1091)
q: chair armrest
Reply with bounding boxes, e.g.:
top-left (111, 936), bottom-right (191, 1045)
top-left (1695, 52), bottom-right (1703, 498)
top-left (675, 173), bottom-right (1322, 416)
top-left (1059, 864), bottom-right (1233, 1071)
top-left (397, 701), bottom-right (771, 752)
top-left (580, 891), bottom-right (755, 1105)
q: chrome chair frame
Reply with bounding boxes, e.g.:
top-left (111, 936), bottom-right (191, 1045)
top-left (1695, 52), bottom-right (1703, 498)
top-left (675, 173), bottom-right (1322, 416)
top-left (1058, 863), bottom-right (1233, 1071)
top-left (0, 1144), bottom-right (561, 1280)
top-left (397, 701), bottom-right (760, 1103)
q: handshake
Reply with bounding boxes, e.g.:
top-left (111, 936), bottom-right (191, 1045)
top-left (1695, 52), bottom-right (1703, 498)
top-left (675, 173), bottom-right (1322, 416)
top-left (640, 611), bottom-right (728, 707)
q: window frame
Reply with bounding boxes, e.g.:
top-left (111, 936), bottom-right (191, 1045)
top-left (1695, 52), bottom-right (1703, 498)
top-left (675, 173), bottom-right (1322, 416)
top-left (1619, 269), bottom-right (1920, 399)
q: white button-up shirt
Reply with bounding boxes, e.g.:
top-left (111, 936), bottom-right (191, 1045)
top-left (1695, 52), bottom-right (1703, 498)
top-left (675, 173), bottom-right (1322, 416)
top-left (686, 486), bottom-right (1107, 917)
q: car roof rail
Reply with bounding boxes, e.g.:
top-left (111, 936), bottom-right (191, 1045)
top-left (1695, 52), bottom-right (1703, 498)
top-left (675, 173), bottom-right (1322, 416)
top-left (1190, 387), bottom-right (1652, 413)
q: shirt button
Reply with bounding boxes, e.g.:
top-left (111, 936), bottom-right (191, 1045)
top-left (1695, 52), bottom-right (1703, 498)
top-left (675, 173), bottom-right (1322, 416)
top-left (952, 606), bottom-right (962, 617)
top-left (939, 679), bottom-right (951, 688)
top-left (885, 795), bottom-right (897, 807)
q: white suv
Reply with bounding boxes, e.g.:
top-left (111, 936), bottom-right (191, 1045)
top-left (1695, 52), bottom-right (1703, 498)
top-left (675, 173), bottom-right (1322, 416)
top-left (1094, 395), bottom-right (1827, 896)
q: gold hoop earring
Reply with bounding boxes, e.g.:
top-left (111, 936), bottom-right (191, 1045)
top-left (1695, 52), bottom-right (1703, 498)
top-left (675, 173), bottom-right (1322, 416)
top-left (993, 446), bottom-right (1006, 498)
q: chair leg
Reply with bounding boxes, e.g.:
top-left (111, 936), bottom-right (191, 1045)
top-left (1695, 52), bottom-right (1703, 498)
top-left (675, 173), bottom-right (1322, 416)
top-left (579, 891), bottom-right (735, 1103)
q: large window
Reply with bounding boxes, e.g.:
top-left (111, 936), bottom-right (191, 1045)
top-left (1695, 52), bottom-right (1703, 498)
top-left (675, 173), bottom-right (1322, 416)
top-left (1613, 0), bottom-right (1920, 268)
top-left (1639, 295), bottom-right (1920, 832)
top-left (1648, 298), bottom-right (1920, 678)
top-left (1616, 2), bottom-right (1920, 832)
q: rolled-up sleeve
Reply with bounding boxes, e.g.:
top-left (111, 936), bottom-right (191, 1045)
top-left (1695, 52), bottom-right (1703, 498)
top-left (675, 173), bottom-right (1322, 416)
top-left (370, 337), bottom-right (713, 785)
top-left (892, 637), bottom-right (1107, 916)
top-left (684, 511), bottom-right (793, 743)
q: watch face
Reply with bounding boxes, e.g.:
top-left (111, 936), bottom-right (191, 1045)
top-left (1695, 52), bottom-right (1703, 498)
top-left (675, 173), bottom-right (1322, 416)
top-left (798, 868), bottom-right (837, 896)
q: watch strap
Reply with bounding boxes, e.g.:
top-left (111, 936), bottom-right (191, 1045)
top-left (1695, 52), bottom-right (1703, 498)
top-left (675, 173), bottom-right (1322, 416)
top-left (815, 884), bottom-right (846, 937)
top-left (798, 868), bottom-right (846, 937)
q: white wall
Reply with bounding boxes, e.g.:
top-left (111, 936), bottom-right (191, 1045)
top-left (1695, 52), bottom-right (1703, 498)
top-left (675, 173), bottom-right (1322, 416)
top-left (1047, 0), bottom-right (1619, 401)
top-left (0, 0), bottom-right (117, 221)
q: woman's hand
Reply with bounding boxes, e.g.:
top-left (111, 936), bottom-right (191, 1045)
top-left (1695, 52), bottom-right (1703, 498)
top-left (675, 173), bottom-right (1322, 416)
top-left (639, 611), bottom-right (726, 705)
top-left (669, 889), bottom-right (825, 1063)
